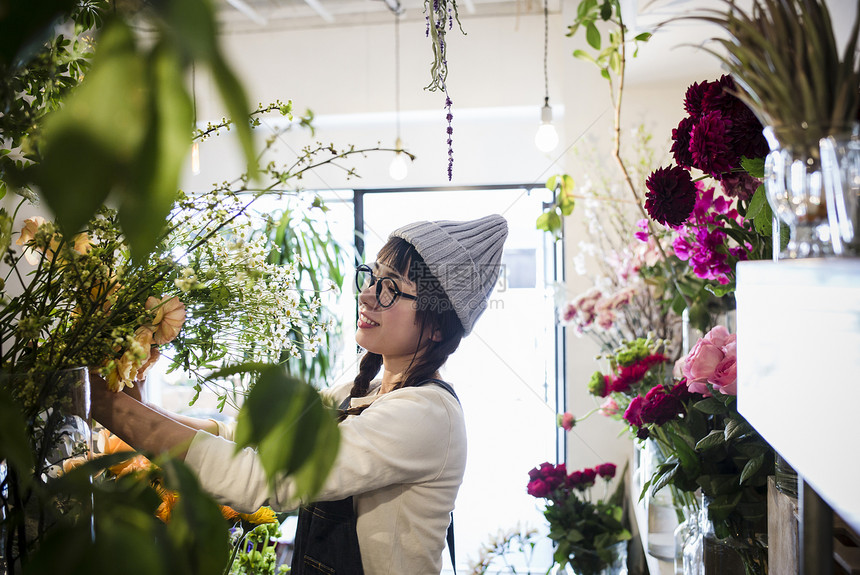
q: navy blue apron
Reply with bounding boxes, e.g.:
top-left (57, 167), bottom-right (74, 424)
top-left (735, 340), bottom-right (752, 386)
top-left (290, 379), bottom-right (458, 575)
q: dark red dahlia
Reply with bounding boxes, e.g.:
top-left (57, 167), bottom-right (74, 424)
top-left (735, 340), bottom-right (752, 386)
top-left (671, 116), bottom-right (696, 168)
top-left (683, 80), bottom-right (711, 118)
top-left (689, 111), bottom-right (737, 177)
top-left (645, 165), bottom-right (697, 226)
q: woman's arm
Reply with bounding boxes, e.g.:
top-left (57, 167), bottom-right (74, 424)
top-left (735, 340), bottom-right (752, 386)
top-left (91, 377), bottom-right (202, 460)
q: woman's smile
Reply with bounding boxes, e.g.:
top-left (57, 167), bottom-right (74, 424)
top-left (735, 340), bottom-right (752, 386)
top-left (357, 311), bottom-right (380, 328)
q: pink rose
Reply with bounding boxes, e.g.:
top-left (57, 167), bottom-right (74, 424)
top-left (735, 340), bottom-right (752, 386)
top-left (599, 397), bottom-right (619, 416)
top-left (710, 355), bottom-right (737, 395)
top-left (703, 325), bottom-right (731, 348)
top-left (682, 338), bottom-right (725, 390)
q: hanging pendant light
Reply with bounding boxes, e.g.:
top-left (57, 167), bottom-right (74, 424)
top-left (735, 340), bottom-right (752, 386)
top-left (389, 12), bottom-right (408, 181)
top-left (534, 0), bottom-right (558, 153)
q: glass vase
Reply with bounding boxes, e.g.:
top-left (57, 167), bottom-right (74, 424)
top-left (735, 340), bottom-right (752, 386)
top-left (674, 505), bottom-right (703, 575)
top-left (0, 367), bottom-right (92, 574)
top-left (701, 497), bottom-right (767, 575)
top-left (763, 125), bottom-right (833, 258)
top-left (559, 540), bottom-right (628, 575)
top-left (820, 123), bottom-right (860, 256)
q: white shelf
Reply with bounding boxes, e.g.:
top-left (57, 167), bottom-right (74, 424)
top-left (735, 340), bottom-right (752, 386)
top-left (736, 258), bottom-right (860, 535)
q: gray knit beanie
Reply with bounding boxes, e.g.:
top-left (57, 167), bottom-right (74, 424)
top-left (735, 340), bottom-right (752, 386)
top-left (390, 214), bottom-right (508, 335)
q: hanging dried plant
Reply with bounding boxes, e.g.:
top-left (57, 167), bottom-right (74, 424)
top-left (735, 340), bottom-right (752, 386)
top-left (695, 0), bottom-right (860, 147)
top-left (424, 0), bottom-right (465, 179)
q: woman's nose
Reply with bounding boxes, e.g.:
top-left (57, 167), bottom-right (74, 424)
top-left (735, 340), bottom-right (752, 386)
top-left (358, 286), bottom-right (379, 309)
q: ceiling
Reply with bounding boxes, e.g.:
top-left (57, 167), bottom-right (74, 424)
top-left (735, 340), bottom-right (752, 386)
top-left (214, 0), bottom-right (543, 31)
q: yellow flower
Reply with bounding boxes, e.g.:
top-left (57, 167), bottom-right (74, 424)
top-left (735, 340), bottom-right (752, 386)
top-left (146, 296), bottom-right (186, 345)
top-left (240, 507), bottom-right (278, 525)
top-left (62, 455), bottom-right (89, 474)
top-left (72, 231), bottom-right (92, 255)
top-left (96, 428), bottom-right (152, 476)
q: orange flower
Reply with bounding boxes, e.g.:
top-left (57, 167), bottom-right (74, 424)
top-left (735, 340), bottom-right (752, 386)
top-left (155, 485), bottom-right (179, 523)
top-left (146, 296), bottom-right (186, 345)
top-left (221, 505), bottom-right (241, 521)
top-left (16, 216), bottom-right (59, 265)
top-left (96, 428), bottom-right (151, 476)
top-left (72, 232), bottom-right (92, 255)
top-left (62, 455), bottom-right (89, 474)
top-left (137, 346), bottom-right (160, 380)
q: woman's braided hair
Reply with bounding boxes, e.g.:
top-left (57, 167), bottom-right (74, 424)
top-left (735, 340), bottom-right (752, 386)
top-left (341, 237), bottom-right (464, 419)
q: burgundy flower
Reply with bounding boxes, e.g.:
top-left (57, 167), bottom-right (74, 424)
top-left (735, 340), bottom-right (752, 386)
top-left (683, 80), bottom-right (712, 118)
top-left (701, 75), bottom-right (737, 116)
top-left (720, 172), bottom-right (761, 202)
top-left (610, 353), bottom-right (670, 394)
top-left (567, 470), bottom-right (584, 488)
top-left (641, 385), bottom-right (684, 426)
top-left (729, 103), bottom-right (768, 160)
top-left (527, 478), bottom-right (552, 498)
top-left (670, 116), bottom-right (696, 169)
top-left (645, 165), bottom-right (697, 226)
top-left (623, 395), bottom-right (647, 428)
top-left (689, 111), bottom-right (737, 177)
top-left (596, 462), bottom-right (617, 480)
top-left (580, 467), bottom-right (597, 487)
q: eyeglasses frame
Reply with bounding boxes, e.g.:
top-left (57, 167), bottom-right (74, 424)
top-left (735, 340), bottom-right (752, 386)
top-left (355, 264), bottom-right (419, 309)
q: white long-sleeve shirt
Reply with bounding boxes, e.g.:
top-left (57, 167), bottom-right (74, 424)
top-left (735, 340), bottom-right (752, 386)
top-left (184, 381), bottom-right (467, 575)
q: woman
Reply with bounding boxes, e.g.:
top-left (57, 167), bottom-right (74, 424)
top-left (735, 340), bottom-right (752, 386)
top-left (91, 214), bottom-right (508, 575)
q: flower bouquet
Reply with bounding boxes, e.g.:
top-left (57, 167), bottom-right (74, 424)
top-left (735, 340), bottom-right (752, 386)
top-left (643, 75), bottom-right (775, 298)
top-left (617, 327), bottom-right (772, 575)
top-left (527, 462), bottom-right (630, 575)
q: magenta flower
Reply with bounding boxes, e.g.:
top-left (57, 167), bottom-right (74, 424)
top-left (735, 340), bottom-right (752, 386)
top-left (633, 218), bottom-right (650, 243)
top-left (645, 165), bottom-right (697, 226)
top-left (623, 396), bottom-right (647, 428)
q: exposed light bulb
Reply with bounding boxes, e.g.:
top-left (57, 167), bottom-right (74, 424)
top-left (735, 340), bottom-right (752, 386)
top-left (191, 141), bottom-right (201, 175)
top-left (535, 103), bottom-right (558, 153)
top-left (389, 138), bottom-right (408, 181)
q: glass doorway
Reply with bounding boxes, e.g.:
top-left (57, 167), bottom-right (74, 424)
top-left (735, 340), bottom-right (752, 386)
top-left (358, 186), bottom-right (561, 574)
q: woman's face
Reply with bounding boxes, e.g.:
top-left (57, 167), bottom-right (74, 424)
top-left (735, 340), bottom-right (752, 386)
top-left (355, 260), bottom-right (432, 361)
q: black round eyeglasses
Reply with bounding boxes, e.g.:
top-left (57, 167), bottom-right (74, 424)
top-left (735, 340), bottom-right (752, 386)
top-left (355, 264), bottom-right (419, 308)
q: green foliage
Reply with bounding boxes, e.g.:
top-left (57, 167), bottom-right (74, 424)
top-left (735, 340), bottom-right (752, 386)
top-left (234, 364), bottom-right (340, 501)
top-left (696, 0), bottom-right (860, 143)
top-left (228, 522), bottom-right (289, 575)
top-left (536, 174), bottom-right (575, 239)
top-left (264, 198), bottom-right (347, 385)
top-left (3, 0), bottom-right (257, 261)
top-left (568, 0), bottom-right (651, 86)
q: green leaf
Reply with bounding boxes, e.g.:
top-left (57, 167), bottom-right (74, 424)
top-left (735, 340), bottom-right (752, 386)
top-left (536, 210), bottom-right (561, 235)
top-left (694, 397), bottom-right (728, 415)
top-left (746, 185), bottom-right (768, 221)
top-left (290, 406), bottom-right (340, 499)
top-left (27, 19), bottom-right (147, 236)
top-left (586, 23), bottom-right (601, 50)
top-left (234, 366), bottom-right (306, 446)
top-left (706, 491), bottom-right (743, 522)
top-left (599, 0), bottom-right (612, 20)
top-left (650, 464), bottom-right (679, 496)
top-left (122, 41), bottom-right (193, 262)
top-left (724, 418), bottom-right (753, 441)
top-left (754, 200), bottom-right (774, 237)
top-left (572, 49), bottom-right (597, 64)
top-left (634, 32), bottom-right (652, 42)
top-left (740, 453), bottom-right (765, 484)
top-left (741, 156), bottom-right (765, 178)
top-left (695, 429), bottom-right (726, 451)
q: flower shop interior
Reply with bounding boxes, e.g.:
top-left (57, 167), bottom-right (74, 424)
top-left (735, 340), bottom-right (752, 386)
top-left (2, 0), bottom-right (859, 574)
